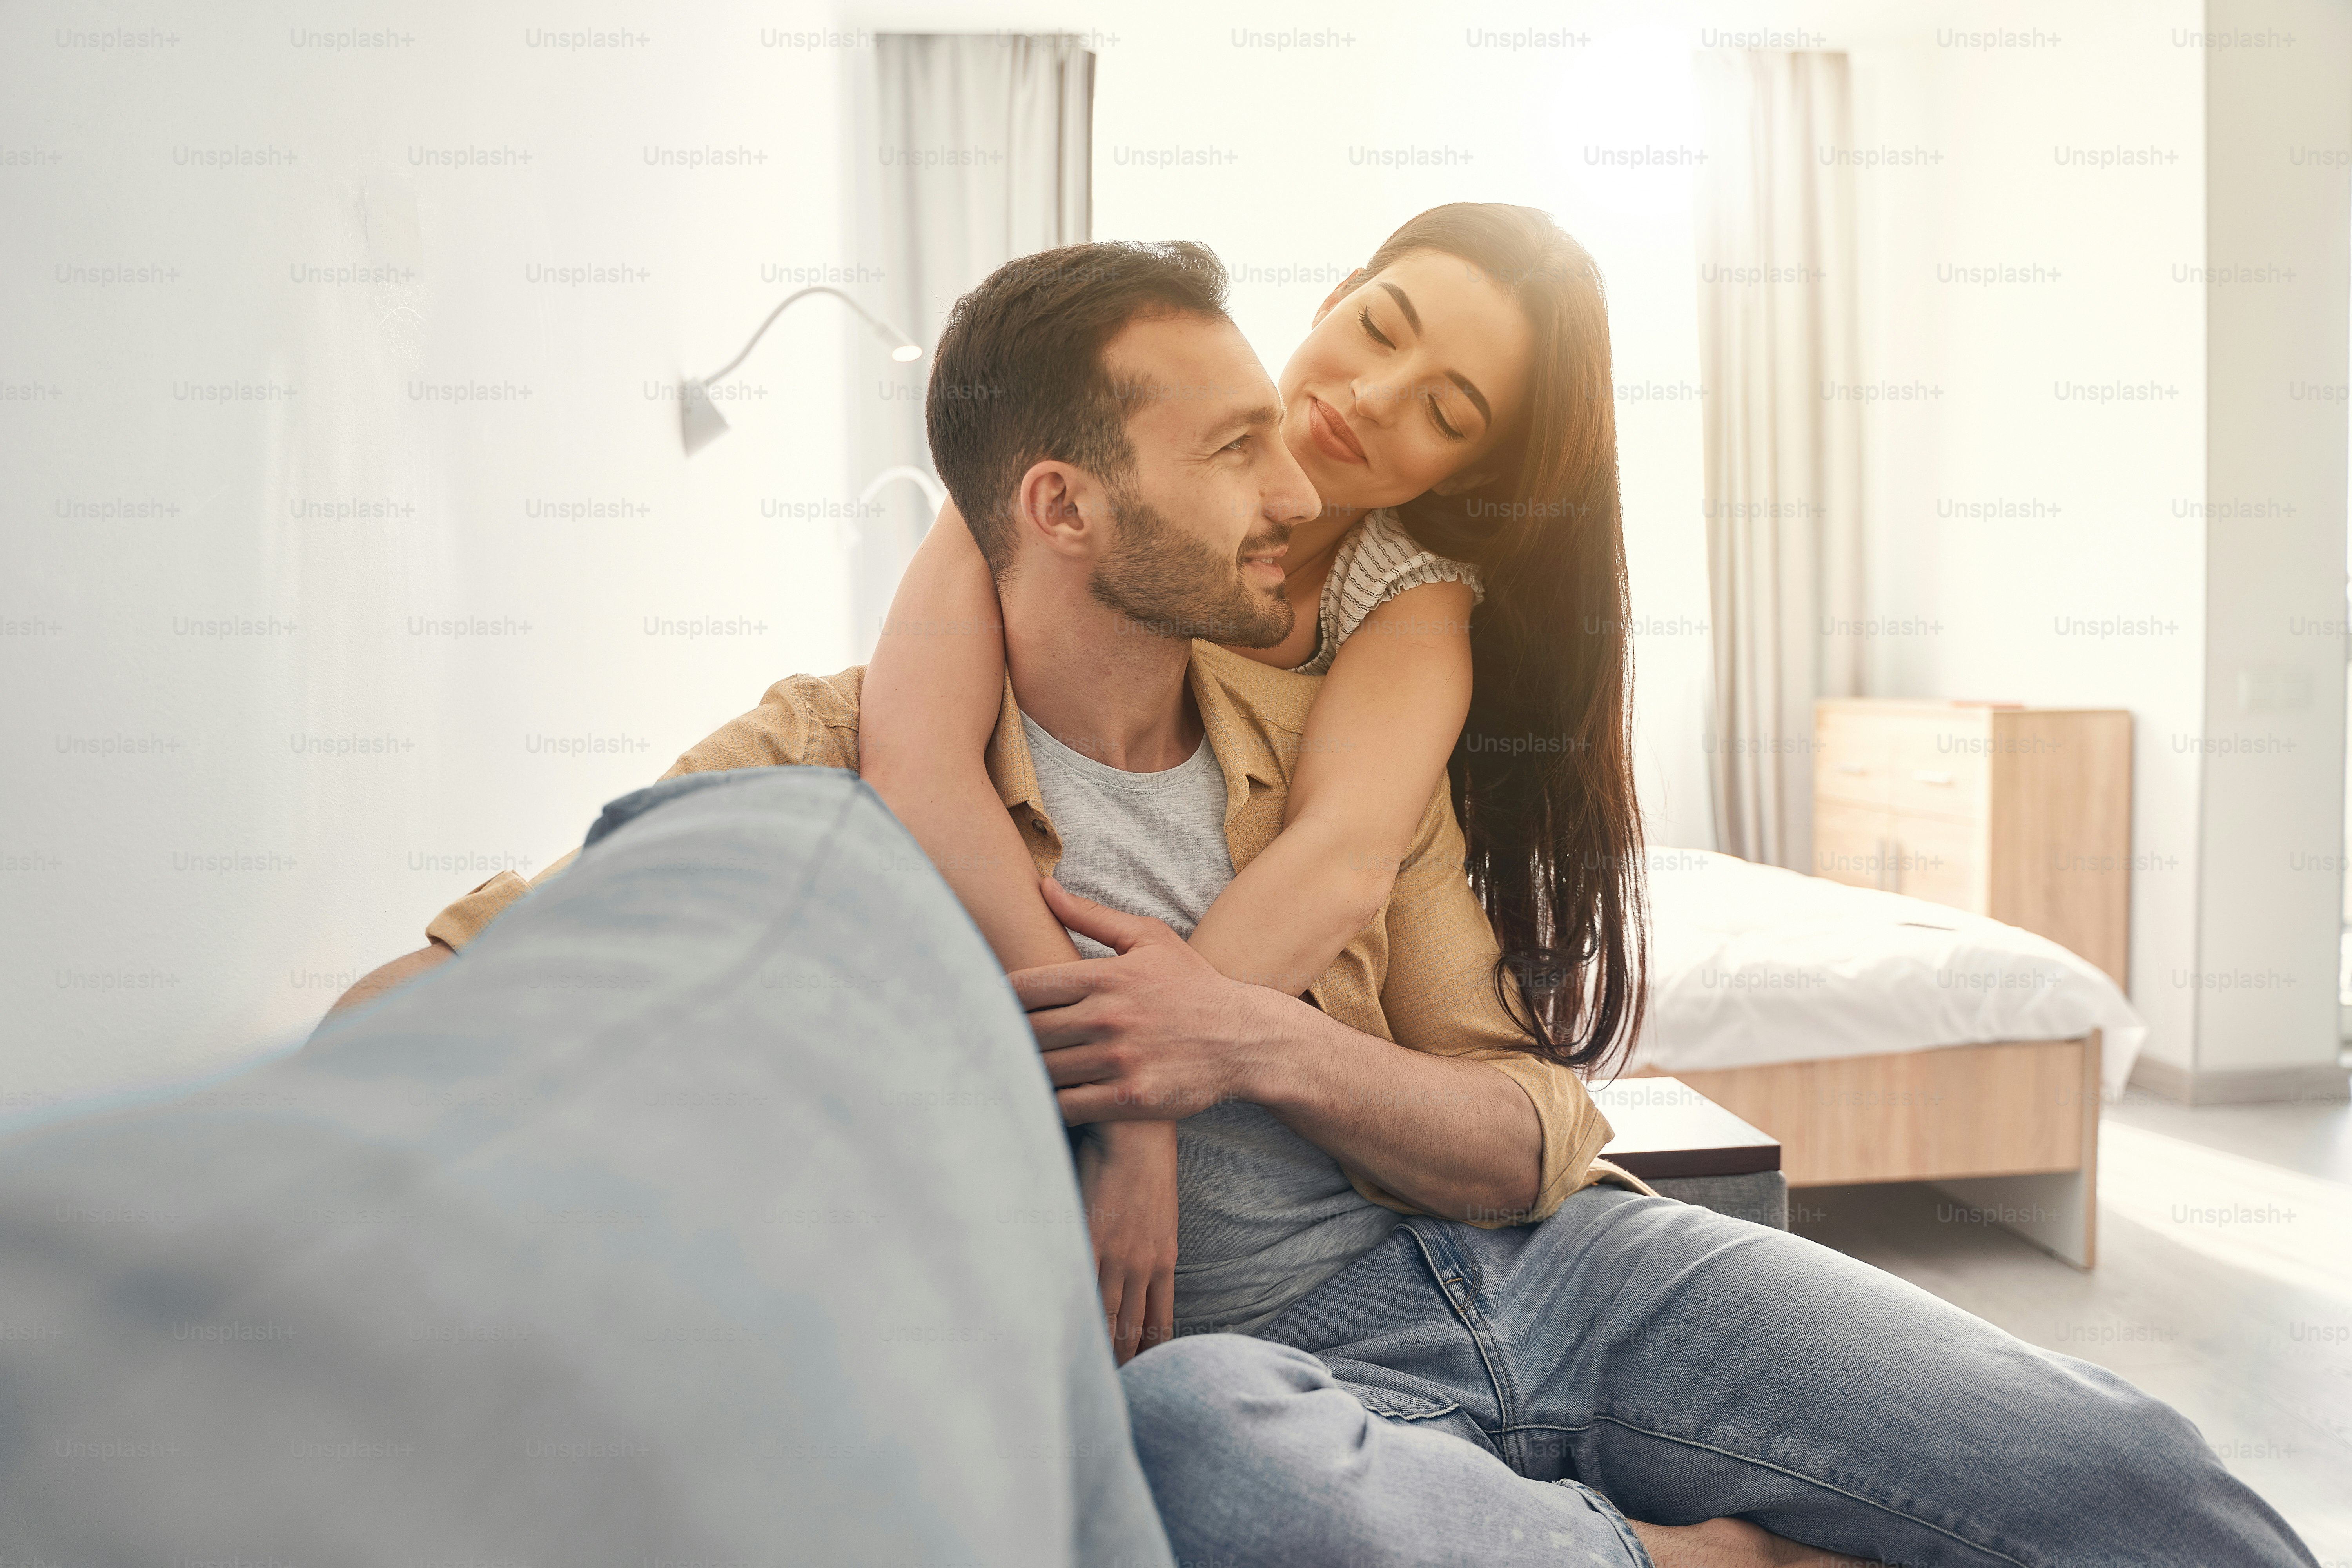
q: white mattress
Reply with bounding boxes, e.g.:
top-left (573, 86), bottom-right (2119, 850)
top-left (1631, 849), bottom-right (2146, 1095)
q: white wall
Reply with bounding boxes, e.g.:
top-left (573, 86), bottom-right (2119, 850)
top-left (2, 0), bottom-right (861, 1118)
top-left (7, 0), bottom-right (1734, 1116)
top-left (2193, 0), bottom-right (2350, 1093)
top-left (1018, 0), bottom-right (2267, 1091)
top-left (843, 0), bottom-right (1725, 845)
top-left (1083, 14), bottom-right (1720, 852)
top-left (1841, 5), bottom-right (2214, 1076)
top-left (1003, 0), bottom-right (2337, 1091)
top-left (9, 0), bottom-right (2341, 1112)
top-left (1843, 0), bottom-right (2351, 1095)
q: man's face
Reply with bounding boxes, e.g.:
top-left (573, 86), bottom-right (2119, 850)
top-left (1085, 314), bottom-right (1321, 649)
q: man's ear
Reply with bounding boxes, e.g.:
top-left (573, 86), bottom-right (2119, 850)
top-left (1012, 459), bottom-right (1108, 558)
top-left (1310, 267), bottom-right (1367, 330)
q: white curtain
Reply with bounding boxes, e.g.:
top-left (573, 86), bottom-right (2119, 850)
top-left (849, 34), bottom-right (1094, 653)
top-left (1695, 50), bottom-right (1864, 871)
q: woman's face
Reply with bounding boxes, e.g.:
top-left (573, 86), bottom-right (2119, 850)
top-left (1278, 248), bottom-right (1534, 515)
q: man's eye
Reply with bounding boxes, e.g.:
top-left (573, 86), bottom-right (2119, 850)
top-left (1222, 434), bottom-right (1250, 455)
top-left (1357, 305), bottom-right (1394, 350)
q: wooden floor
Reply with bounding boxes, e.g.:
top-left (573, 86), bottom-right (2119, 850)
top-left (1791, 1087), bottom-right (2352, 1562)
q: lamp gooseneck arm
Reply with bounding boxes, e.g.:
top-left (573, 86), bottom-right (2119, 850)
top-left (701, 286), bottom-right (915, 387)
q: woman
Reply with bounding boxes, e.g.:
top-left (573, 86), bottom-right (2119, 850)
top-left (859, 203), bottom-right (1647, 1360)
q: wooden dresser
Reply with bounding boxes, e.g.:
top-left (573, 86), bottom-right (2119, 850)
top-left (1812, 699), bottom-right (2133, 985)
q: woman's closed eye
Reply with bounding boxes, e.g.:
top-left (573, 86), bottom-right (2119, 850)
top-left (1359, 304), bottom-right (1468, 442)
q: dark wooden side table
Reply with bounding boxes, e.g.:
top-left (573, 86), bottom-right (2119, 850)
top-left (1589, 1076), bottom-right (1788, 1230)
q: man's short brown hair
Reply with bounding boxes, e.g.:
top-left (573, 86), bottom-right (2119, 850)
top-left (926, 240), bottom-right (1230, 572)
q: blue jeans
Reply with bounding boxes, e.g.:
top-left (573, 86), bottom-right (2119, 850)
top-left (0, 769), bottom-right (1171, 1568)
top-left (1122, 1191), bottom-right (2319, 1568)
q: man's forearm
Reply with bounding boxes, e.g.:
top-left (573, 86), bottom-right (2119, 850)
top-left (1239, 993), bottom-right (1541, 1224)
top-left (1022, 880), bottom-right (1544, 1221)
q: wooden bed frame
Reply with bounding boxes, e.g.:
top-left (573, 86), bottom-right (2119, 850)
top-left (1633, 1030), bottom-right (2105, 1268)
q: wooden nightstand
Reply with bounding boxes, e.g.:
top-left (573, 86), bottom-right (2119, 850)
top-left (1591, 1076), bottom-right (1786, 1229)
top-left (1812, 699), bottom-right (2133, 986)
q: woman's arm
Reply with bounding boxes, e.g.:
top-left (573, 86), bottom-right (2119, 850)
top-left (1189, 579), bottom-right (1475, 994)
top-left (859, 503), bottom-right (1081, 973)
top-left (860, 503), bottom-right (1180, 1363)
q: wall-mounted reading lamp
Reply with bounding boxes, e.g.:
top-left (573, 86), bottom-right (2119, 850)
top-left (680, 286), bottom-right (922, 455)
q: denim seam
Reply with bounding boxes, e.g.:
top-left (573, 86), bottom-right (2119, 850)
top-left (1554, 1477), bottom-right (1658, 1568)
top-left (1399, 1220), bottom-right (1524, 1461)
top-left (1402, 1213), bottom-right (1484, 1297)
top-left (1508, 1415), bottom-right (2034, 1568)
top-left (1358, 1400), bottom-right (1463, 1423)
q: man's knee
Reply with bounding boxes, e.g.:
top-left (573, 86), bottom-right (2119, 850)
top-left (2097, 1383), bottom-right (2236, 1496)
top-left (2018, 1353), bottom-right (2310, 1560)
top-left (2035, 1353), bottom-right (2211, 1479)
top-left (1119, 1336), bottom-right (1345, 1497)
top-left (1121, 1335), bottom-right (1328, 1450)
top-left (1122, 1336), bottom-right (1387, 1566)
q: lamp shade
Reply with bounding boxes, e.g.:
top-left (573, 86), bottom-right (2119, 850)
top-left (678, 379), bottom-right (729, 455)
top-left (681, 287), bottom-right (921, 455)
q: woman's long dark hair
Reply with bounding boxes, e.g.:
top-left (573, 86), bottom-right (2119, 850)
top-left (1370, 204), bottom-right (1647, 1079)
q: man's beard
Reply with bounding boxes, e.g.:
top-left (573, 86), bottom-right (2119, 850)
top-left (1085, 480), bottom-right (1296, 650)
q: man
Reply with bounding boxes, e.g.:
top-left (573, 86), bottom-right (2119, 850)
top-left (334, 241), bottom-right (2316, 1568)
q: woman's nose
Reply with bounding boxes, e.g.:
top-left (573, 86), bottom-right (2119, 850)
top-left (1350, 371), bottom-right (1407, 423)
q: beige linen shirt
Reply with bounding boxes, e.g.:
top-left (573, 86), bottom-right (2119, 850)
top-left (425, 640), bottom-right (1644, 1223)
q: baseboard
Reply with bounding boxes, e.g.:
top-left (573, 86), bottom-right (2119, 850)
top-left (2127, 1055), bottom-right (2352, 1106)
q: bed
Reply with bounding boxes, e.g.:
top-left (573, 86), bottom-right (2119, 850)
top-left (1619, 849), bottom-right (2147, 1268)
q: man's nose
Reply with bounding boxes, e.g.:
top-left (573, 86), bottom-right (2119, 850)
top-left (1264, 436), bottom-right (1321, 524)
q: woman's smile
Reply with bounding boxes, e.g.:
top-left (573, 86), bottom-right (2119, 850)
top-left (1304, 395), bottom-right (1369, 466)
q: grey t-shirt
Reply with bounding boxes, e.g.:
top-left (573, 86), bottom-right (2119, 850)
top-left (1019, 714), bottom-right (1400, 1334)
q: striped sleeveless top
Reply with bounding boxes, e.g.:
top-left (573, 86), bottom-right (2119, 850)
top-left (1287, 508), bottom-right (1484, 677)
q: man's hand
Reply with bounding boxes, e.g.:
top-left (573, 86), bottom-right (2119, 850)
top-left (1012, 878), bottom-right (1280, 1125)
top-left (1074, 1121), bottom-right (1179, 1365)
top-left (1012, 878), bottom-right (1542, 1224)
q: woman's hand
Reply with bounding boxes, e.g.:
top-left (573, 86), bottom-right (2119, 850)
top-left (1074, 1121), bottom-right (1179, 1364)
